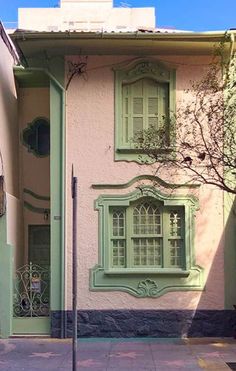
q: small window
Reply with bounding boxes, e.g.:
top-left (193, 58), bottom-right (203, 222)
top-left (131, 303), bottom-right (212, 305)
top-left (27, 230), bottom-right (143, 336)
top-left (22, 117), bottom-right (50, 157)
top-left (114, 60), bottom-right (175, 162)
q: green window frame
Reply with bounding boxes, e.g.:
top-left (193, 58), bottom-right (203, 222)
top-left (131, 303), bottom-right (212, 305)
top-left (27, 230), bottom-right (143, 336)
top-left (90, 184), bottom-right (204, 298)
top-left (110, 201), bottom-right (185, 270)
top-left (114, 59), bottom-right (176, 162)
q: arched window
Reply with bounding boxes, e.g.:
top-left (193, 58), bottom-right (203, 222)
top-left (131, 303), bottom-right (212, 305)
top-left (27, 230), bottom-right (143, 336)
top-left (110, 200), bottom-right (184, 269)
top-left (122, 78), bottom-right (169, 145)
top-left (114, 60), bottom-right (175, 162)
top-left (91, 185), bottom-right (204, 297)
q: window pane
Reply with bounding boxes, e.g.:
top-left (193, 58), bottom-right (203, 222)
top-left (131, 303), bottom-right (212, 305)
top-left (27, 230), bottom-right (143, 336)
top-left (133, 203), bottom-right (161, 235)
top-left (146, 79), bottom-right (158, 95)
top-left (133, 117), bottom-right (143, 135)
top-left (148, 97), bottom-right (158, 115)
top-left (133, 98), bottom-right (143, 114)
top-left (132, 79), bottom-right (144, 95)
top-left (37, 123), bottom-right (50, 155)
top-left (169, 210), bottom-right (182, 237)
top-left (112, 210), bottom-right (125, 237)
top-left (169, 239), bottom-right (182, 267)
top-left (148, 117), bottom-right (158, 128)
top-left (125, 97), bottom-right (128, 115)
top-left (112, 240), bottom-right (125, 267)
top-left (125, 117), bottom-right (129, 143)
top-left (158, 83), bottom-right (169, 121)
top-left (133, 238), bottom-right (162, 266)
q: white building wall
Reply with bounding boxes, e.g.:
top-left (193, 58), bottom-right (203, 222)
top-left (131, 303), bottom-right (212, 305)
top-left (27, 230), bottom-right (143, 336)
top-left (18, 0), bottom-right (155, 31)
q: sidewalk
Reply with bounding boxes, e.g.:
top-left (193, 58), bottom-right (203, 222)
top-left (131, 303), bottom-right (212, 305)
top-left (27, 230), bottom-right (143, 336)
top-left (0, 337), bottom-right (236, 370)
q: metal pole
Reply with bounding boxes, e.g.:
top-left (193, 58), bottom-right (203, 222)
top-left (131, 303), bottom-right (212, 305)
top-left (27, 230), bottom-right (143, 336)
top-left (72, 166), bottom-right (78, 371)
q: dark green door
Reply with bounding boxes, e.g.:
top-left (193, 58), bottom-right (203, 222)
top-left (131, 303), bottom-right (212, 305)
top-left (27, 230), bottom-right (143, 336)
top-left (29, 225), bottom-right (50, 268)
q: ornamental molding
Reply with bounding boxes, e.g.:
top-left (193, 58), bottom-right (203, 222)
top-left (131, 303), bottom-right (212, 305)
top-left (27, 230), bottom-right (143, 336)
top-left (90, 265), bottom-right (204, 298)
top-left (137, 279), bottom-right (159, 297)
top-left (127, 61), bottom-right (170, 80)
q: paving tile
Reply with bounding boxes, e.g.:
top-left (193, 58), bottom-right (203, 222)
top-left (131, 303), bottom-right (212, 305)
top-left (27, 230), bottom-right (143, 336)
top-left (110, 341), bottom-right (151, 352)
top-left (219, 351), bottom-right (236, 362)
top-left (197, 357), bottom-right (231, 370)
top-left (108, 367), bottom-right (156, 371)
top-left (77, 340), bottom-right (112, 351)
top-left (153, 357), bottom-right (201, 369)
top-left (0, 337), bottom-right (236, 370)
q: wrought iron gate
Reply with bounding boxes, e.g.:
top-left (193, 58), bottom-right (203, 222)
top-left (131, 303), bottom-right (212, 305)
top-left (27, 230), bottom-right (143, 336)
top-left (13, 262), bottom-right (50, 318)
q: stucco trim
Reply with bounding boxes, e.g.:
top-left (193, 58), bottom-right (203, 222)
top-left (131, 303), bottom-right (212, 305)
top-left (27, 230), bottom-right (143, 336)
top-left (91, 184), bottom-right (204, 297)
top-left (92, 174), bottom-right (200, 190)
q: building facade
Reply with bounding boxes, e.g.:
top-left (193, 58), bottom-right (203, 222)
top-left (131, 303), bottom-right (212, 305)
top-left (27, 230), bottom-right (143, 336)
top-left (0, 0), bottom-right (236, 338)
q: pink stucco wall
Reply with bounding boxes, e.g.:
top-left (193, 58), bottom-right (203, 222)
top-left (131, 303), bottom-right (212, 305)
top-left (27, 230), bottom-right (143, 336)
top-left (0, 35), bottom-right (19, 197)
top-left (65, 55), bottom-right (225, 311)
top-left (0, 34), bottom-right (23, 265)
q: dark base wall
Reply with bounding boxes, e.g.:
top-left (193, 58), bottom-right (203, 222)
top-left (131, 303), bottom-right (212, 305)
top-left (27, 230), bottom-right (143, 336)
top-left (51, 310), bottom-right (236, 338)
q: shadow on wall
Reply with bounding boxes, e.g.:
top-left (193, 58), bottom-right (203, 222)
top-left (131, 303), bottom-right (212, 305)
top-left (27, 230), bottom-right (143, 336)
top-left (186, 192), bottom-right (236, 337)
top-left (0, 48), bottom-right (19, 198)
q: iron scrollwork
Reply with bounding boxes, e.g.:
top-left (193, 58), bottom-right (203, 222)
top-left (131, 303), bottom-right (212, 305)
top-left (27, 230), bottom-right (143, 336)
top-left (13, 262), bottom-right (50, 317)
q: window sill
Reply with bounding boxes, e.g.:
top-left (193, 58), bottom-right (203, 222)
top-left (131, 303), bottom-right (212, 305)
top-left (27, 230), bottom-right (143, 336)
top-left (91, 264), bottom-right (204, 297)
top-left (116, 147), bottom-right (173, 154)
top-left (104, 268), bottom-right (190, 276)
top-left (115, 147), bottom-right (175, 163)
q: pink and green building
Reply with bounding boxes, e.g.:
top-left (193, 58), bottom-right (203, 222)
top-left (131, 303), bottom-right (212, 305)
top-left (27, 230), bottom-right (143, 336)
top-left (0, 0), bottom-right (236, 338)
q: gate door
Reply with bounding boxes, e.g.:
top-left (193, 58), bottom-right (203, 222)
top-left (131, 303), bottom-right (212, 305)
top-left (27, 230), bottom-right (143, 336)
top-left (13, 225), bottom-right (50, 335)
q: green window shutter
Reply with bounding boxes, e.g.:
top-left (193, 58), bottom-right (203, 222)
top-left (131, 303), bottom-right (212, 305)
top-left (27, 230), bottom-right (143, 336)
top-left (115, 60), bottom-right (176, 162)
top-left (122, 85), bottom-right (130, 145)
top-left (157, 83), bottom-right (169, 127)
top-left (131, 80), bottom-right (144, 137)
top-left (122, 78), bottom-right (169, 145)
top-left (146, 78), bottom-right (159, 129)
top-left (122, 80), bottom-right (145, 142)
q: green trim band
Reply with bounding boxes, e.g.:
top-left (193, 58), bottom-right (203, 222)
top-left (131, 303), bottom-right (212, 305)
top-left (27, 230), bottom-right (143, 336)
top-left (23, 188), bottom-right (50, 201)
top-left (24, 201), bottom-right (50, 214)
top-left (92, 174), bottom-right (200, 190)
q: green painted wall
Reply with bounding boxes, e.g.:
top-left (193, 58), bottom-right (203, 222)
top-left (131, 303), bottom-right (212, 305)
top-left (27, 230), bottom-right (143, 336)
top-left (27, 57), bottom-right (65, 88)
top-left (50, 80), bottom-right (65, 311)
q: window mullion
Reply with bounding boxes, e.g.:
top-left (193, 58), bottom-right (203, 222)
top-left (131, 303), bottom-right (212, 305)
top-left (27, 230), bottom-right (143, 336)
top-left (162, 208), bottom-right (169, 268)
top-left (126, 207), bottom-right (132, 268)
top-left (143, 80), bottom-right (148, 130)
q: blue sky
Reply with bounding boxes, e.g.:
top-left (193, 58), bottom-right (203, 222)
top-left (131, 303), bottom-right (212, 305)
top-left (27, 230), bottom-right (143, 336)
top-left (1, 0), bottom-right (236, 32)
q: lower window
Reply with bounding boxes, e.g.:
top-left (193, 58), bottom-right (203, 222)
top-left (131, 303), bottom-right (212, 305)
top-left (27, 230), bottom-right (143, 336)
top-left (90, 184), bottom-right (204, 297)
top-left (111, 201), bottom-right (184, 269)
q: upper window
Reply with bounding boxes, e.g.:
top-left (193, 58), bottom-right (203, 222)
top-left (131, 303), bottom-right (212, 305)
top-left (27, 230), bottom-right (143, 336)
top-left (114, 59), bottom-right (176, 162)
